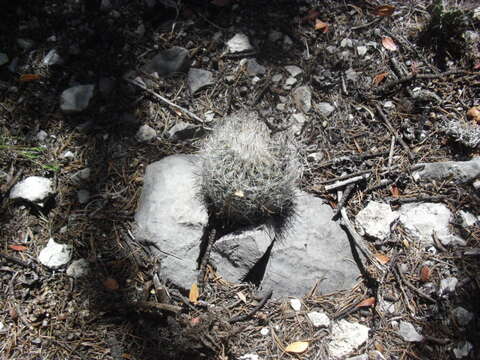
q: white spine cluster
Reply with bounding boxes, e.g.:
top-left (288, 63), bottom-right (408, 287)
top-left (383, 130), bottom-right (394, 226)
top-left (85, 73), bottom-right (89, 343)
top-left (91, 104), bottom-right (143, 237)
top-left (198, 111), bottom-right (301, 228)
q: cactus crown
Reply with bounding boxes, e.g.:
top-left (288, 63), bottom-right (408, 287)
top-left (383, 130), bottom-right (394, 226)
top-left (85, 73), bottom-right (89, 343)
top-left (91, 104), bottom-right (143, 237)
top-left (198, 111), bottom-right (302, 231)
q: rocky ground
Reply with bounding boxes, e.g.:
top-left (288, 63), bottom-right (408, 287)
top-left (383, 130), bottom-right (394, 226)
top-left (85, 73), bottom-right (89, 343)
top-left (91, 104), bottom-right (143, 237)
top-left (1, 0), bottom-right (480, 359)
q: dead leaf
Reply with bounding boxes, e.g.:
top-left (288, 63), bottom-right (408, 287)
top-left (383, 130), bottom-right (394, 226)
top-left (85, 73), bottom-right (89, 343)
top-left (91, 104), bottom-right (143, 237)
top-left (237, 291), bottom-right (247, 303)
top-left (420, 266), bottom-right (431, 282)
top-left (356, 297), bottom-right (376, 308)
top-left (390, 184), bottom-right (400, 197)
top-left (372, 72), bottom-right (389, 86)
top-left (467, 106), bottom-right (480, 123)
top-left (9, 244), bottom-right (28, 251)
top-left (190, 316), bottom-right (201, 326)
top-left (19, 74), bottom-right (42, 82)
top-left (374, 253), bottom-right (390, 265)
top-left (302, 9), bottom-right (320, 24)
top-left (285, 341), bottom-right (309, 354)
top-left (382, 37), bottom-right (398, 51)
top-left (9, 307), bottom-right (18, 320)
top-left (314, 19), bottom-right (329, 33)
top-left (189, 283), bottom-right (199, 303)
top-left (372, 5), bottom-right (395, 17)
top-left (103, 278), bottom-right (119, 291)
top-left (474, 62), bottom-right (480, 70)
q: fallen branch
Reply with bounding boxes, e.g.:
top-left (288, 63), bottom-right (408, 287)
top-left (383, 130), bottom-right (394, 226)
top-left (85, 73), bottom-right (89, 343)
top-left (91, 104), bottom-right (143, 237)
top-left (324, 173), bottom-right (370, 192)
top-left (395, 264), bottom-right (436, 303)
top-left (125, 78), bottom-right (206, 124)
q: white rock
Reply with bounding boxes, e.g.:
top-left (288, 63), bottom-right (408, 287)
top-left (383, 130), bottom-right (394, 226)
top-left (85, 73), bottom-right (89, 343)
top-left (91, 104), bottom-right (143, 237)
top-left (453, 341), bottom-right (473, 358)
top-left (439, 277), bottom-right (458, 296)
top-left (357, 46), bottom-right (368, 56)
top-left (398, 321), bottom-right (423, 342)
top-left (285, 65), bottom-right (303, 77)
top-left (458, 210), bottom-right (478, 227)
top-left (383, 101), bottom-right (395, 109)
top-left (60, 84), bottom-right (95, 113)
top-left (452, 307), bottom-right (474, 326)
top-left (340, 38), bottom-right (353, 48)
top-left (239, 354), bottom-right (260, 360)
top-left (38, 238), bottom-right (72, 269)
top-left (272, 74), bottom-right (283, 83)
top-left (290, 298), bottom-right (302, 311)
top-left (307, 311), bottom-right (330, 328)
top-left (474, 7), bottom-right (480, 21)
top-left (260, 327), bottom-right (269, 336)
top-left (77, 189), bottom-right (90, 204)
top-left (66, 259), bottom-right (90, 278)
top-left (61, 150), bottom-right (75, 160)
top-left (292, 86), bottom-right (312, 113)
top-left (317, 102), bottom-right (335, 117)
top-left (136, 124), bottom-right (157, 142)
top-left (9, 176), bottom-right (54, 204)
top-left (226, 33), bottom-right (253, 53)
top-left (398, 203), bottom-right (463, 246)
top-left (36, 130), bottom-right (48, 142)
top-left (0, 321), bottom-right (7, 334)
top-left (42, 49), bottom-right (63, 66)
top-left (329, 320), bottom-right (370, 358)
top-left (355, 201), bottom-right (398, 240)
top-left (187, 68), bottom-right (214, 94)
top-left (284, 77), bottom-right (297, 87)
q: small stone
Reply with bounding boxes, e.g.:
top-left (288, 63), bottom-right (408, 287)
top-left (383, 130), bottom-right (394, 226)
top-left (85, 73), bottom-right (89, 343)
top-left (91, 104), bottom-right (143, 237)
top-left (383, 101), bottom-right (395, 109)
top-left (355, 201), bottom-right (398, 240)
top-left (318, 102), bottom-right (335, 117)
top-left (71, 168), bottom-right (91, 185)
top-left (284, 76), bottom-right (297, 87)
top-left (453, 341), bottom-right (473, 359)
top-left (329, 320), bottom-right (370, 358)
top-left (10, 176), bottom-right (54, 204)
top-left (77, 190), bottom-right (90, 204)
top-left (60, 85), bottom-right (95, 113)
top-left (136, 125), bottom-right (157, 142)
top-left (340, 38), bottom-right (353, 48)
top-left (452, 307), bottom-right (473, 326)
top-left (268, 30), bottom-right (283, 42)
top-left (36, 130), bottom-right (48, 142)
top-left (307, 311), bottom-right (330, 328)
top-left (307, 152), bottom-right (323, 162)
top-left (66, 259), bottom-right (90, 278)
top-left (283, 35), bottom-right (293, 48)
top-left (204, 111), bottom-right (215, 122)
top-left (260, 327), bottom-right (269, 336)
top-left (458, 210), bottom-right (478, 227)
top-left (0, 321), bottom-right (7, 334)
top-left (285, 65), bottom-right (303, 77)
top-left (345, 68), bottom-right (358, 82)
top-left (188, 68), bottom-right (214, 94)
top-left (473, 7), bottom-right (480, 21)
top-left (246, 59), bottom-right (266, 76)
top-left (42, 49), bottom-right (63, 66)
top-left (326, 46), bottom-right (337, 54)
top-left (292, 86), bottom-right (312, 113)
top-left (251, 76), bottom-right (261, 85)
top-left (168, 121), bottom-right (201, 141)
top-left (357, 46), bottom-right (368, 56)
top-left (239, 354), bottom-right (260, 360)
top-left (17, 38), bottom-right (34, 50)
top-left (38, 238), bottom-right (73, 269)
top-left (143, 47), bottom-right (190, 76)
top-left (272, 74), bottom-right (283, 83)
top-left (439, 277), bottom-right (458, 297)
top-left (0, 53), bottom-right (8, 66)
top-left (290, 298), bottom-right (302, 311)
top-left (398, 321), bottom-right (423, 342)
top-left (226, 33), bottom-right (253, 53)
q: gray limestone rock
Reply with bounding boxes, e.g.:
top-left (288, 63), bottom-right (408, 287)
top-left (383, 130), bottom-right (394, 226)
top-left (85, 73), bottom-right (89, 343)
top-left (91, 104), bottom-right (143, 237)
top-left (292, 86), bottom-right (312, 113)
top-left (38, 238), bottom-right (72, 269)
top-left (227, 33), bottom-right (253, 53)
top-left (245, 59), bottom-right (266, 76)
top-left (318, 102), bottom-right (335, 117)
top-left (60, 85), bottom-right (95, 113)
top-left (260, 192), bottom-right (360, 298)
top-left (136, 124), bottom-right (157, 142)
top-left (66, 259), bottom-right (90, 278)
top-left (398, 321), bottom-right (424, 342)
top-left (188, 68), bottom-right (214, 94)
top-left (135, 155), bottom-right (360, 296)
top-left (413, 158), bottom-right (480, 184)
top-left (134, 155), bottom-right (208, 288)
top-left (143, 47), bottom-right (190, 76)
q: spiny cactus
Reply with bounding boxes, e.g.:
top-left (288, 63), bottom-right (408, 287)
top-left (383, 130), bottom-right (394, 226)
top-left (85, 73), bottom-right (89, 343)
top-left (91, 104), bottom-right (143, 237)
top-left (197, 111), bottom-right (302, 231)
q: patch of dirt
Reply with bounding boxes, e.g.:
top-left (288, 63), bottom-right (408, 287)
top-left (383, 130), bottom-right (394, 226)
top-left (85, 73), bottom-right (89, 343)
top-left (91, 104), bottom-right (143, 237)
top-left (1, 0), bottom-right (480, 359)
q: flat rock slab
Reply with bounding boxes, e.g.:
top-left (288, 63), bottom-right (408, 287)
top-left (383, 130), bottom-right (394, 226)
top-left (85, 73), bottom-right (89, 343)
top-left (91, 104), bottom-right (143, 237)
top-left (135, 154), bottom-right (361, 297)
top-left (143, 46), bottom-right (190, 76)
top-left (60, 84), bottom-right (95, 113)
top-left (413, 158), bottom-right (480, 184)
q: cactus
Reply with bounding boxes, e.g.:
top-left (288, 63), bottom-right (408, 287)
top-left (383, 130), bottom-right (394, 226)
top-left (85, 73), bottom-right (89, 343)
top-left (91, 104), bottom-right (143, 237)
top-left (197, 111), bottom-right (302, 232)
